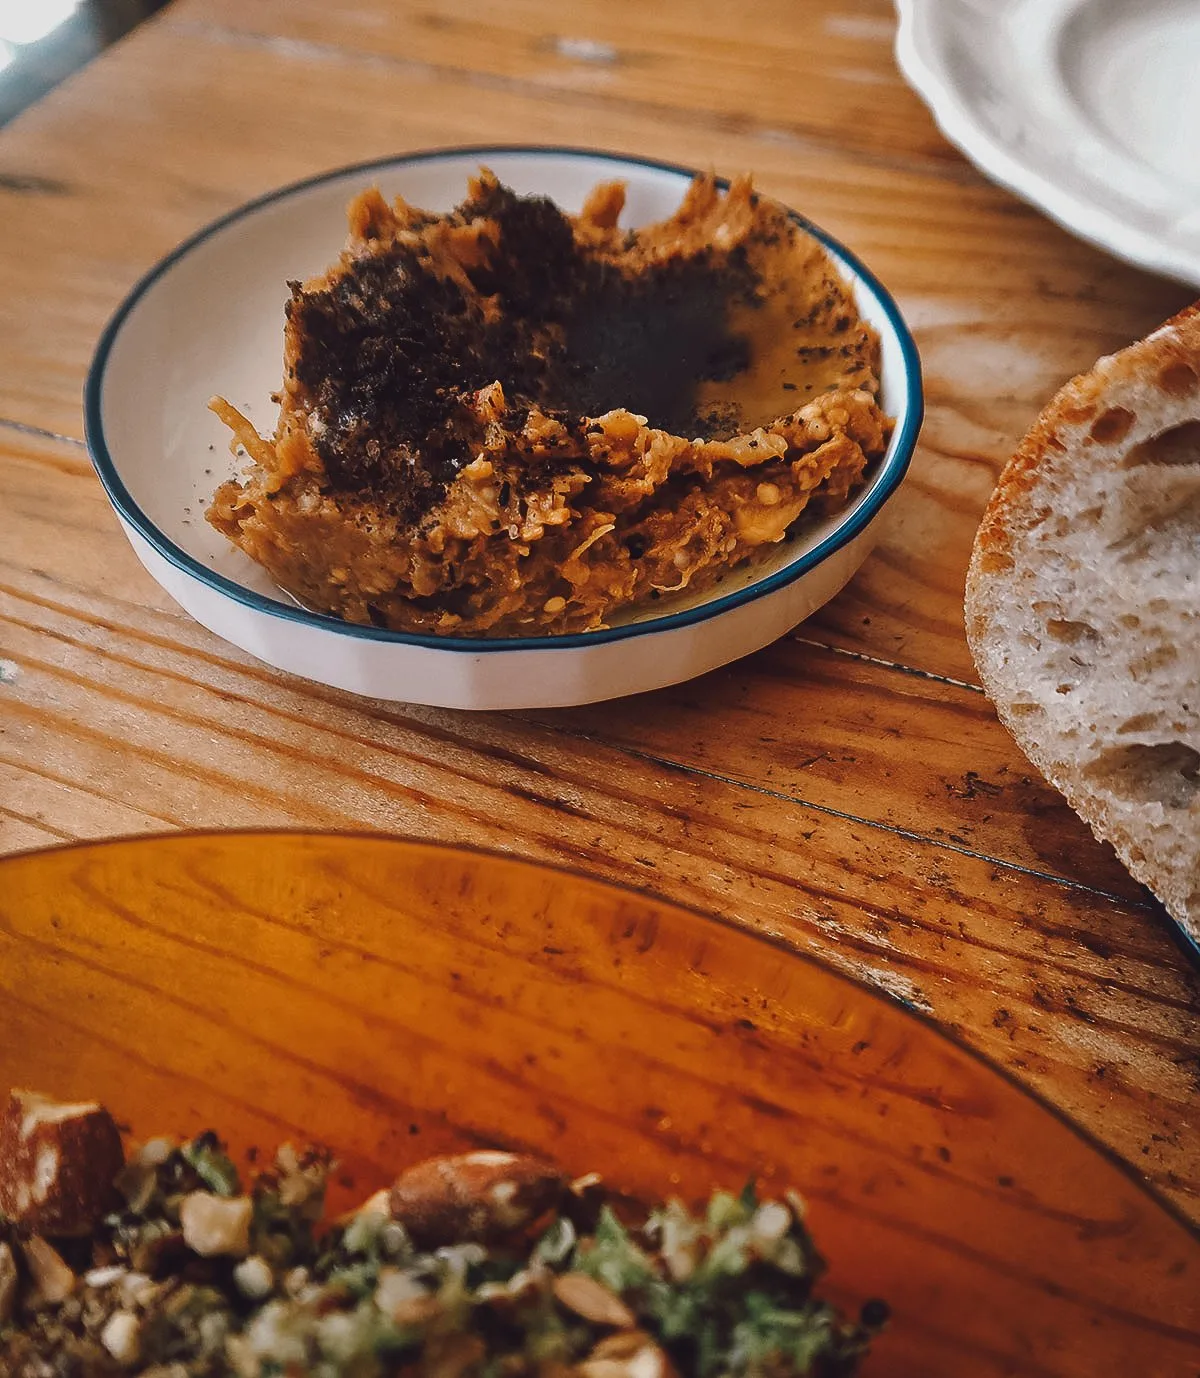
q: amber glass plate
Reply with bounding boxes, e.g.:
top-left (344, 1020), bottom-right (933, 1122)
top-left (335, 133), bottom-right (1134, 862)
top-left (0, 832), bottom-right (1196, 1375)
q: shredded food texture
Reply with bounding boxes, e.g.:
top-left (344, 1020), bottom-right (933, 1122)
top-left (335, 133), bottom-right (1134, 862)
top-left (206, 171), bottom-right (893, 637)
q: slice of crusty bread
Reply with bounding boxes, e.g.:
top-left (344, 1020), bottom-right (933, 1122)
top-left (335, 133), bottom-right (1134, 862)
top-left (966, 303), bottom-right (1200, 942)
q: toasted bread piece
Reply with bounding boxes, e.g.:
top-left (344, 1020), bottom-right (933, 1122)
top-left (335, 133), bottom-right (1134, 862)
top-left (966, 304), bottom-right (1200, 940)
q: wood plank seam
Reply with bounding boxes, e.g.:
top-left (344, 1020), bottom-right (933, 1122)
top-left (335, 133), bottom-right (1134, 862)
top-left (161, 17), bottom-right (985, 185)
top-left (505, 717), bottom-right (1154, 912)
top-left (0, 431), bottom-right (993, 691)
top-left (0, 804), bottom-right (74, 840)
top-left (0, 416), bottom-right (87, 448)
top-left (0, 594), bottom-right (1126, 893)
top-left (3, 636), bottom-right (1197, 1199)
top-left (0, 598), bottom-right (1153, 912)
top-left (0, 751), bottom-right (186, 830)
top-left (140, 860), bottom-right (1200, 1048)
top-left (790, 636), bottom-right (986, 693)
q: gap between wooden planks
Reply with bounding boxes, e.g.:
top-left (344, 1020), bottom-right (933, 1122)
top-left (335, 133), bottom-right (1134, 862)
top-left (162, 0), bottom-right (954, 171)
top-left (1, 427), bottom-right (1197, 1221)
top-left (0, 1), bottom-right (1195, 1219)
top-left (0, 12), bottom-right (1191, 682)
top-left (0, 423), bottom-right (1146, 901)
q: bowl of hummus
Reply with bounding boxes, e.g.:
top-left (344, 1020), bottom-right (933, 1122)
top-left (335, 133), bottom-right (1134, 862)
top-left (85, 147), bottom-right (922, 709)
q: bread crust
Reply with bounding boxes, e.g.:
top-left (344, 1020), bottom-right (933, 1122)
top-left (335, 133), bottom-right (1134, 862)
top-left (970, 303), bottom-right (1200, 582)
top-left (965, 303), bottom-right (1200, 938)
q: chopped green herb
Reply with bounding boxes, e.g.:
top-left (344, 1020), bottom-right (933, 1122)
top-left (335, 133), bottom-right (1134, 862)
top-left (2, 1131), bottom-right (884, 1377)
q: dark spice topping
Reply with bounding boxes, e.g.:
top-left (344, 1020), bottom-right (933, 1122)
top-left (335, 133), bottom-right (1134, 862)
top-left (289, 182), bottom-right (760, 519)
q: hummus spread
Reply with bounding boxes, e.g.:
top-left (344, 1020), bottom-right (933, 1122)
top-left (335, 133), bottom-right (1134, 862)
top-left (207, 171), bottom-right (892, 636)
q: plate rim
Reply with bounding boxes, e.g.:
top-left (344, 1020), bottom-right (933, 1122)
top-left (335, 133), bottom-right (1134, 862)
top-left (83, 143), bottom-right (923, 657)
top-left (894, 0), bottom-right (1200, 287)
top-left (4, 824), bottom-right (1200, 1251)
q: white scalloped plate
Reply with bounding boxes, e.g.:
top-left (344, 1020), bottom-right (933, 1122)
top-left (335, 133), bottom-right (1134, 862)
top-left (896, 0), bottom-right (1200, 287)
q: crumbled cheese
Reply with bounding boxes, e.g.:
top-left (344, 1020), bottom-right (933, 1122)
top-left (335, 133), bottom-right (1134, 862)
top-left (234, 1255), bottom-right (275, 1301)
top-left (752, 1200), bottom-right (792, 1242)
top-left (83, 1265), bottom-right (128, 1289)
top-left (245, 1298), bottom-right (311, 1365)
top-left (100, 1310), bottom-right (141, 1366)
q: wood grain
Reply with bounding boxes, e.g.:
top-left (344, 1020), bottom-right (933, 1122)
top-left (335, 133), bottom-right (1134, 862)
top-left (1, 425), bottom-right (1198, 1223)
top-left (168, 0), bottom-right (955, 168)
top-left (0, 0), bottom-right (1196, 1264)
top-left (0, 833), bottom-right (1197, 1378)
top-left (0, 11), bottom-right (1190, 677)
top-left (0, 428), bottom-right (1147, 899)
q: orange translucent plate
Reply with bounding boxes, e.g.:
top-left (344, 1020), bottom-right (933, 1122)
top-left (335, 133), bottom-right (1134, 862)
top-left (0, 831), bottom-right (1196, 1376)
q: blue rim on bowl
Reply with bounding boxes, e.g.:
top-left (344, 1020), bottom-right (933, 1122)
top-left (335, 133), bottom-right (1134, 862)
top-left (84, 145), bottom-right (924, 655)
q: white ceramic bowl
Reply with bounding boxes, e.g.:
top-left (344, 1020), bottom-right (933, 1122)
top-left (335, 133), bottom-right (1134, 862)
top-left (86, 147), bottom-right (922, 710)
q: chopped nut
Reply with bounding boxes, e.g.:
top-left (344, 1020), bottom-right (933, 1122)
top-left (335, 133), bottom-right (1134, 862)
top-left (283, 1265), bottom-right (310, 1298)
top-left (629, 1348), bottom-right (671, 1378)
top-left (131, 1226), bottom-right (186, 1275)
top-left (115, 1159), bottom-right (160, 1213)
top-left (421, 1330), bottom-right (485, 1378)
top-left (553, 1272), bottom-right (636, 1328)
top-left (179, 1192), bottom-right (253, 1257)
top-left (390, 1152), bottom-right (566, 1248)
top-left (589, 1331), bottom-right (657, 1361)
top-left (0, 1089), bottom-right (124, 1235)
top-left (225, 1335), bottom-right (258, 1378)
top-left (380, 1220), bottom-right (410, 1257)
top-left (118, 1271), bottom-right (157, 1309)
top-left (100, 1310), bottom-right (142, 1366)
top-left (579, 1360), bottom-right (634, 1378)
top-left (580, 1342), bottom-right (671, 1378)
top-left (784, 1189), bottom-right (809, 1221)
top-left (0, 1241), bottom-right (17, 1324)
top-left (393, 1293), bottom-right (445, 1327)
top-left (0, 1088), bottom-right (876, 1376)
top-left (22, 1236), bottom-right (76, 1304)
top-left (350, 1187), bottom-right (391, 1221)
top-left (270, 1142), bottom-right (331, 1216)
top-left (137, 1136), bottom-right (176, 1167)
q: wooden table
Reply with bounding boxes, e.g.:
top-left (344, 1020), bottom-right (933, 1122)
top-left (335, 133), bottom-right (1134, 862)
top-left (0, 0), bottom-right (1196, 1226)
